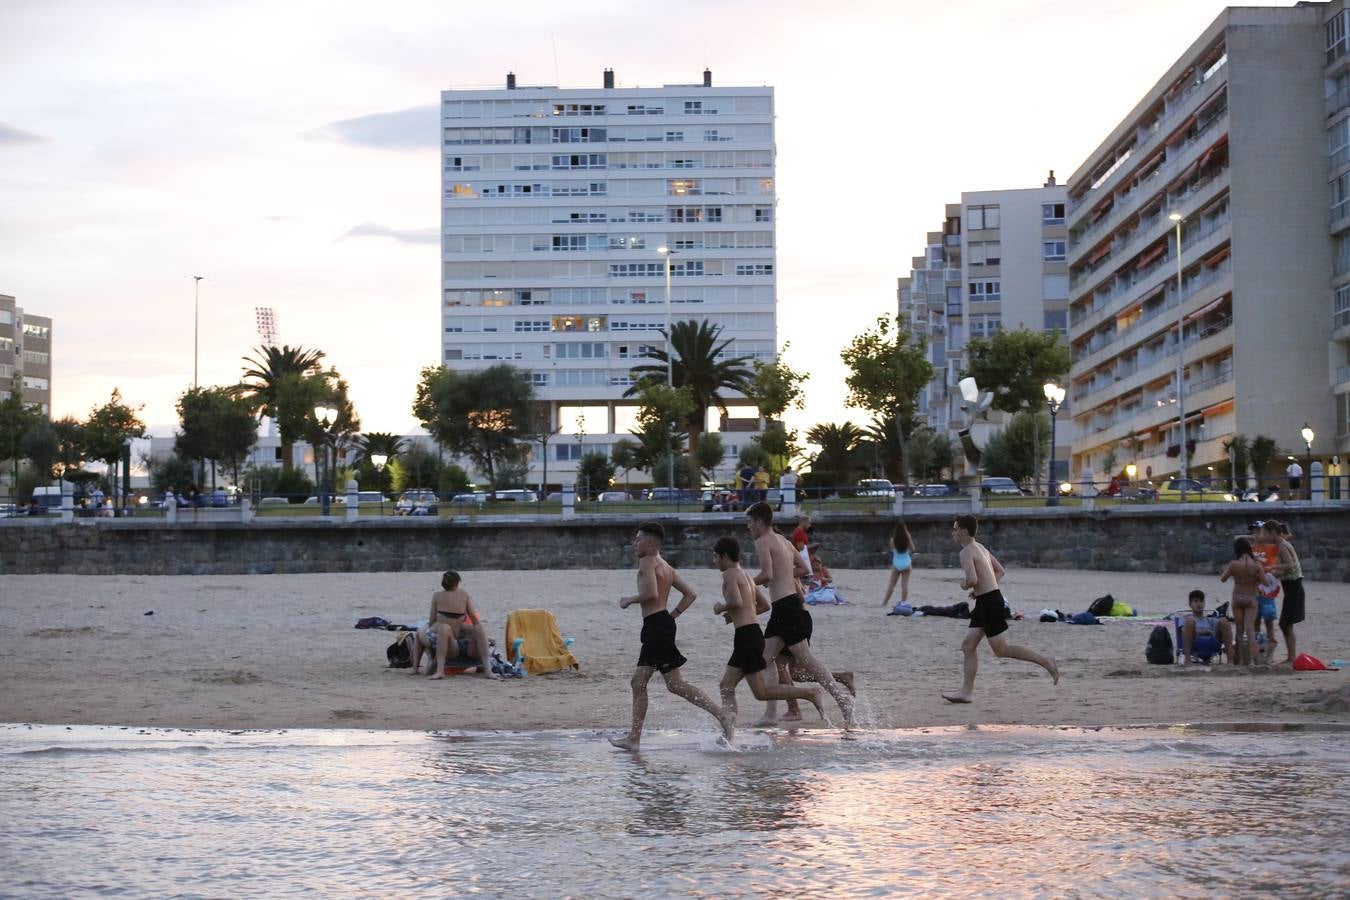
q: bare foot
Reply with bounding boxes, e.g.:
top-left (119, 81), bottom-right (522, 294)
top-left (780, 710), bottom-right (804, 722)
top-left (718, 711), bottom-right (736, 743)
top-left (1048, 658), bottom-right (1061, 686)
top-left (752, 715), bottom-right (779, 727)
top-left (836, 673), bottom-right (857, 697)
top-left (942, 691), bottom-right (972, 704)
top-left (608, 735), bottom-right (639, 751)
top-left (428, 673), bottom-right (446, 681)
top-left (483, 672), bottom-right (502, 681)
top-left (808, 690), bottom-right (827, 721)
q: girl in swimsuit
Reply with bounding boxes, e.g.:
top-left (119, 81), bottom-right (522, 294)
top-left (1220, 537), bottom-right (1264, 666)
top-left (416, 571), bottom-right (498, 680)
top-left (880, 521), bottom-right (914, 608)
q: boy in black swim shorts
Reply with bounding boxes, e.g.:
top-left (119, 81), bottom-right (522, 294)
top-left (710, 536), bottom-right (824, 723)
top-left (609, 522), bottom-right (733, 751)
top-left (942, 515), bottom-right (1059, 704)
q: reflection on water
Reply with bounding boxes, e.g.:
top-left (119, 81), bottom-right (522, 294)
top-left (1, 724), bottom-right (1348, 896)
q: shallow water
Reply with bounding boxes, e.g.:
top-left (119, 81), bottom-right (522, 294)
top-left (1, 722), bottom-right (1347, 897)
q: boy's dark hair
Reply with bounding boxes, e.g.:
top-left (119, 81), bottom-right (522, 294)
top-left (638, 521), bottom-right (664, 542)
top-left (954, 514), bottom-right (978, 536)
top-left (1188, 589), bottom-right (1205, 603)
top-left (746, 501), bottom-right (773, 526)
top-left (713, 536), bottom-right (740, 561)
top-left (441, 571), bottom-right (461, 590)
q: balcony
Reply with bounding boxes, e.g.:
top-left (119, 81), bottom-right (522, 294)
top-left (1337, 364), bottom-right (1350, 388)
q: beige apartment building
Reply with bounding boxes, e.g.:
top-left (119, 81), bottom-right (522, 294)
top-left (0, 293), bottom-right (52, 415)
top-left (900, 178), bottom-right (1070, 480)
top-left (1067, 5), bottom-right (1339, 485)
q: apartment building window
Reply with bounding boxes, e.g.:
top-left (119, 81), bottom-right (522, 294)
top-left (553, 103), bottom-right (605, 116)
top-left (1334, 172), bottom-right (1350, 223)
top-left (735, 264), bottom-right (774, 276)
top-left (626, 104), bottom-right (664, 115)
top-left (968, 280), bottom-right (1001, 302)
top-left (552, 235), bottom-right (592, 251)
top-left (551, 127), bottom-right (607, 143)
top-left (610, 263), bottom-right (664, 277)
top-left (551, 153), bottom-right (606, 169)
top-left (674, 261), bottom-right (705, 277)
top-left (444, 349), bottom-right (463, 361)
top-left (552, 315), bottom-right (606, 333)
top-left (668, 178), bottom-right (699, 195)
top-left (553, 342), bottom-right (606, 359)
top-left (514, 319), bottom-right (551, 332)
top-left (1331, 119), bottom-right (1350, 170)
top-left (1336, 284), bottom-right (1350, 328)
top-left (968, 241), bottom-right (1001, 265)
top-left (23, 350), bottom-right (49, 364)
top-left (1328, 10), bottom-right (1350, 64)
top-left (1042, 203), bottom-right (1066, 225)
top-left (555, 370), bottom-right (608, 386)
top-left (969, 315), bottom-right (1002, 338)
top-left (685, 101), bottom-right (714, 115)
top-left (555, 444), bottom-right (587, 461)
top-left (1337, 233), bottom-right (1350, 277)
top-left (967, 205), bottom-right (1000, 230)
top-left (609, 235), bottom-right (647, 250)
top-left (1044, 310), bottom-right (1068, 335)
top-left (754, 206), bottom-right (772, 222)
top-left (22, 323), bottom-right (49, 339)
top-left (1043, 240), bottom-right (1067, 262)
top-left (530, 373), bottom-right (549, 386)
top-left (665, 131), bottom-right (685, 142)
top-left (704, 129), bottom-right (721, 142)
top-left (22, 376), bottom-right (48, 391)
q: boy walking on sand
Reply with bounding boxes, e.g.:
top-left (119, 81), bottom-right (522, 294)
top-left (711, 536), bottom-right (824, 723)
top-left (610, 522), bottom-right (734, 751)
top-left (942, 514), bottom-right (1059, 703)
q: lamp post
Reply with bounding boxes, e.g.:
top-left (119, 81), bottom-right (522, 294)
top-left (1168, 212), bottom-right (1188, 500)
top-left (192, 275), bottom-right (204, 389)
top-left (657, 246), bottom-right (677, 501)
top-left (313, 404), bottom-right (337, 515)
top-left (1043, 382), bottom-right (1066, 506)
top-left (1126, 462), bottom-right (1137, 492)
top-left (371, 452), bottom-right (388, 512)
top-left (1301, 422), bottom-right (1314, 500)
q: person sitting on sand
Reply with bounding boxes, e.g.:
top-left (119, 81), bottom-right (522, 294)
top-left (1219, 538), bottom-right (1263, 666)
top-left (711, 536), bottom-right (824, 724)
top-left (412, 571), bottom-right (498, 680)
top-left (1180, 589), bottom-right (1234, 666)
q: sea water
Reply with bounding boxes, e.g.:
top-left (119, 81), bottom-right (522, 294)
top-left (1, 722), bottom-right (1346, 897)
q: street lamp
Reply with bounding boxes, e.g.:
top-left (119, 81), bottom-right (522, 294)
top-left (370, 453), bottom-right (388, 512)
top-left (1301, 422), bottom-right (1314, 499)
top-left (1126, 462), bottom-right (1137, 483)
top-left (657, 246), bottom-right (677, 501)
top-left (192, 275), bottom-right (204, 389)
top-left (1168, 212), bottom-right (1188, 499)
top-left (313, 404), bottom-right (337, 515)
top-left (1043, 382), bottom-right (1066, 506)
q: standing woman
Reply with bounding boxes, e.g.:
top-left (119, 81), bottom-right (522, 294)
top-left (1264, 520), bottom-right (1305, 665)
top-left (881, 521), bottom-right (915, 608)
top-left (1220, 537), bottom-right (1264, 665)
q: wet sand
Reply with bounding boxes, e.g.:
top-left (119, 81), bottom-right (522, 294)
top-left (2, 566), bottom-right (1347, 731)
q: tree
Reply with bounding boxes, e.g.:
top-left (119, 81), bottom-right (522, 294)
top-left (805, 422), bottom-right (865, 488)
top-left (981, 411), bottom-right (1050, 483)
top-left (626, 319), bottom-right (753, 484)
top-left (906, 425), bottom-right (957, 483)
top-left (738, 442), bottom-right (772, 471)
top-left (611, 438), bottom-right (639, 493)
top-left (576, 451), bottom-right (616, 500)
top-left (439, 463), bottom-right (471, 496)
top-left (1248, 435), bottom-right (1282, 485)
top-left (234, 344), bottom-right (325, 472)
top-left (146, 453), bottom-right (198, 496)
top-left (300, 368), bottom-right (361, 489)
top-left (753, 422), bottom-right (801, 476)
top-left (745, 343), bottom-right (809, 421)
top-left (0, 382), bottom-right (45, 488)
top-left (175, 386), bottom-right (259, 486)
top-left (841, 315), bottom-right (934, 482)
top-left (390, 443), bottom-right (443, 492)
top-left (49, 417), bottom-right (86, 480)
top-left (82, 389), bottom-right (146, 509)
top-left (413, 363), bottom-right (534, 491)
top-left (629, 383), bottom-right (694, 480)
top-left (961, 328), bottom-right (1071, 415)
top-left (18, 421), bottom-right (59, 481)
top-left (518, 401), bottom-right (560, 493)
top-left (862, 413), bottom-right (919, 484)
top-left (694, 432), bottom-right (725, 482)
top-left (353, 431), bottom-right (406, 494)
top-left (1221, 435), bottom-right (1251, 490)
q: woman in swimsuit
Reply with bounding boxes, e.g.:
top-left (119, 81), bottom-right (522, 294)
top-left (880, 521), bottom-right (914, 608)
top-left (416, 571), bottom-right (498, 680)
top-left (1220, 537), bottom-right (1264, 666)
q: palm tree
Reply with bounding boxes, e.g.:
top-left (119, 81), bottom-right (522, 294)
top-left (625, 319), bottom-right (753, 484)
top-left (806, 422), bottom-right (865, 489)
top-left (234, 344), bottom-right (325, 471)
top-left (355, 432), bottom-right (406, 465)
top-left (1248, 435), bottom-right (1282, 488)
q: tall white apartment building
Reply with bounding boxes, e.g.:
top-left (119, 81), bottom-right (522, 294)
top-left (1327, 2), bottom-right (1350, 452)
top-left (899, 178), bottom-right (1070, 479)
top-left (0, 293), bottom-right (53, 415)
top-left (440, 70), bottom-right (776, 485)
top-left (1067, 5), bottom-right (1338, 483)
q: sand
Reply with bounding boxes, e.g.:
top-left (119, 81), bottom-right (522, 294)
top-left (2, 565), bottom-right (1348, 733)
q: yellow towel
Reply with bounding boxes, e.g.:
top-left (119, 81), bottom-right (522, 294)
top-left (505, 609), bottom-right (580, 675)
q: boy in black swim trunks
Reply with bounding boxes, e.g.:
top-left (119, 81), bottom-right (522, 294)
top-left (609, 522), bottom-right (734, 751)
top-left (711, 536), bottom-right (824, 723)
top-left (941, 514), bottom-right (1059, 704)
top-left (745, 502), bottom-right (857, 727)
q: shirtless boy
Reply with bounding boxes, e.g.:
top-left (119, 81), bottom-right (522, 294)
top-left (942, 515), bottom-right (1058, 703)
top-left (710, 536), bottom-right (824, 723)
top-left (609, 522), bottom-right (734, 751)
top-left (745, 502), bottom-right (857, 727)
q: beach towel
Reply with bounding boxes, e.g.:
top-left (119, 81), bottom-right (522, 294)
top-left (805, 585), bottom-right (848, 605)
top-left (505, 609), bottom-right (580, 675)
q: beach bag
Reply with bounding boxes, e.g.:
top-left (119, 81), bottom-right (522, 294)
top-left (386, 633), bottom-right (413, 668)
top-left (1069, 612), bottom-right (1099, 625)
top-left (1088, 594), bottom-right (1115, 618)
top-left (1145, 625), bottom-right (1173, 665)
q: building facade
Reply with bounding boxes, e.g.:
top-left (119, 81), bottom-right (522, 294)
top-left (899, 179), bottom-right (1070, 480)
top-left (440, 70), bottom-right (776, 485)
top-left (1327, 1), bottom-right (1350, 452)
top-left (0, 293), bottom-right (52, 415)
top-left (1067, 5), bottom-right (1337, 484)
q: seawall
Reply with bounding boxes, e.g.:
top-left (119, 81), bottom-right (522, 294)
top-left (1, 505), bottom-right (1346, 581)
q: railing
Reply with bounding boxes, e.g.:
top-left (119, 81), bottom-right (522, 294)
top-left (1186, 370), bottom-right (1234, 396)
top-left (1335, 307), bottom-right (1350, 329)
top-left (1337, 364), bottom-right (1350, 385)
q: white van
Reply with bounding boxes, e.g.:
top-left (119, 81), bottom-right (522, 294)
top-left (30, 485), bottom-right (69, 514)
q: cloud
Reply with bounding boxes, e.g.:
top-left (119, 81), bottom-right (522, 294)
top-left (311, 105), bottom-right (437, 150)
top-left (341, 222), bottom-right (439, 245)
top-left (0, 122), bottom-right (47, 145)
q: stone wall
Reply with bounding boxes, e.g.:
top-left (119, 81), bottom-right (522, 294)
top-left (1, 506), bottom-right (1346, 580)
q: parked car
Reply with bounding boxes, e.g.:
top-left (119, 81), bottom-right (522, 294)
top-left (597, 490), bottom-right (629, 502)
top-left (303, 495), bottom-right (347, 506)
top-left (492, 489), bottom-right (538, 502)
top-left (980, 477), bottom-right (1024, 496)
top-left (856, 479), bottom-right (897, 499)
top-left (645, 487), bottom-right (699, 503)
top-left (915, 483), bottom-right (955, 497)
top-left (1153, 479), bottom-right (1236, 502)
top-left (449, 492), bottom-right (487, 507)
top-left (396, 489), bottom-right (440, 516)
top-left (355, 491), bottom-right (392, 505)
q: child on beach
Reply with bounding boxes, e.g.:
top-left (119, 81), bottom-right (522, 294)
top-left (1256, 573), bottom-right (1281, 660)
top-left (1219, 537), bottom-right (1264, 666)
top-left (880, 522), bottom-right (914, 608)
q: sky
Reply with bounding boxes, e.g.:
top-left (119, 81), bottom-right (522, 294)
top-left (0, 0), bottom-right (1281, 439)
